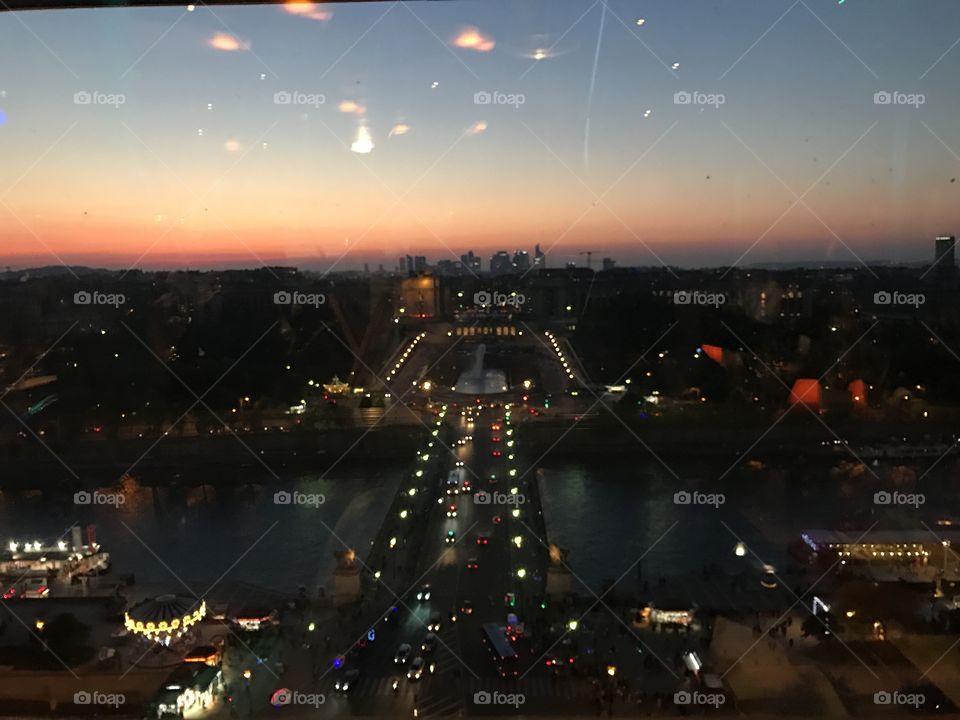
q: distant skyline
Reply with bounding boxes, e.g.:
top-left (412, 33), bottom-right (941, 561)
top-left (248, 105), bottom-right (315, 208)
top-left (2, 0), bottom-right (960, 272)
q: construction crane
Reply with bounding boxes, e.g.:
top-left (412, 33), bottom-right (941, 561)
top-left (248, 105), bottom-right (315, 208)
top-left (578, 251), bottom-right (606, 270)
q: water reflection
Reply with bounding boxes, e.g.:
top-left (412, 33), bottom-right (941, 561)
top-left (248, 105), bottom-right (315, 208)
top-left (0, 471), bottom-right (401, 595)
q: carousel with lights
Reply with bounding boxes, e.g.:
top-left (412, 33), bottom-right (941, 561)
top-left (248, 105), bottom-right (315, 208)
top-left (124, 594), bottom-right (206, 645)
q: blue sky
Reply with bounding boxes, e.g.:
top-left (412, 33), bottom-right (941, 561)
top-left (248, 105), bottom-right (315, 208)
top-left (1, 0), bottom-right (959, 270)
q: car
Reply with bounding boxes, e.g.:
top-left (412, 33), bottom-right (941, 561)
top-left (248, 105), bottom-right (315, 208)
top-left (446, 504), bottom-right (458, 518)
top-left (394, 643), bottom-right (412, 664)
top-left (445, 530), bottom-right (456, 544)
top-left (427, 611), bottom-right (442, 632)
top-left (476, 533), bottom-right (490, 546)
top-left (335, 668), bottom-right (360, 692)
top-left (416, 585), bottom-right (432, 601)
top-left (466, 558), bottom-right (479, 571)
top-left (420, 633), bottom-right (437, 653)
top-left (492, 450), bottom-right (501, 457)
top-left (446, 484), bottom-right (459, 496)
top-left (407, 656), bottom-right (426, 680)
top-left (491, 424), bottom-right (501, 431)
top-left (459, 600), bottom-right (474, 615)
top-left (491, 436), bottom-right (501, 442)
top-left (462, 480), bottom-right (472, 493)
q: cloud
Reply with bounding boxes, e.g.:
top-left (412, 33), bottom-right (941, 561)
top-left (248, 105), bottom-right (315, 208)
top-left (452, 26), bottom-right (496, 52)
top-left (208, 32), bottom-right (248, 51)
top-left (282, 1), bottom-right (332, 21)
top-left (389, 123), bottom-right (411, 137)
top-left (351, 125), bottom-right (374, 154)
top-left (465, 121), bottom-right (488, 136)
top-left (338, 100), bottom-right (366, 114)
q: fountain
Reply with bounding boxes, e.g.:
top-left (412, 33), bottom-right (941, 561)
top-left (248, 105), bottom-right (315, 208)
top-left (452, 344), bottom-right (508, 394)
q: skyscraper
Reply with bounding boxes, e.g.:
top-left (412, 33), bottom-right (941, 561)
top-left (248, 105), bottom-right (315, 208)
top-left (934, 235), bottom-right (956, 274)
top-left (460, 250), bottom-right (482, 275)
top-left (513, 251), bottom-right (530, 273)
top-left (534, 243), bottom-right (546, 270)
top-left (490, 251), bottom-right (513, 275)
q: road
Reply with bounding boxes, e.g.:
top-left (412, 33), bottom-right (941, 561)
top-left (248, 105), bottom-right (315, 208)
top-left (308, 391), bottom-right (594, 717)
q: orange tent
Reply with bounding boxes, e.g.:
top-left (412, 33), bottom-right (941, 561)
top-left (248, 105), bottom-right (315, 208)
top-left (789, 379), bottom-right (822, 409)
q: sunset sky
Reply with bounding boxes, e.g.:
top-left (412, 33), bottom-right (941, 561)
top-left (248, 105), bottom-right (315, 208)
top-left (1, 0), bottom-right (960, 271)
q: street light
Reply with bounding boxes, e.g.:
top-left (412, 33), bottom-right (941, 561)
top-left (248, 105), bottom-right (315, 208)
top-left (567, 620), bottom-right (578, 631)
top-left (516, 568), bottom-right (527, 579)
top-left (735, 542), bottom-right (746, 557)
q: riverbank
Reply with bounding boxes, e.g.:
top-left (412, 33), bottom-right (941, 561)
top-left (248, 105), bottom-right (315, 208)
top-left (1, 426), bottom-right (425, 489)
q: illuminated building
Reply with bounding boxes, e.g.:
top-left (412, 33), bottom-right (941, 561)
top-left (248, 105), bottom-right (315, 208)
top-left (152, 664), bottom-right (223, 719)
top-left (399, 275), bottom-right (439, 318)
